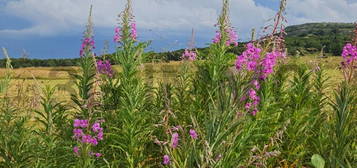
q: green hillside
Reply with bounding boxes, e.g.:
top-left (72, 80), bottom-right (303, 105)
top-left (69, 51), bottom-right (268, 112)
top-left (285, 22), bottom-right (355, 56)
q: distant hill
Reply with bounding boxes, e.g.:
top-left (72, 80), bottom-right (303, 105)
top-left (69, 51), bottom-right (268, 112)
top-left (1, 22), bottom-right (355, 68)
top-left (285, 22), bottom-right (355, 56)
top-left (146, 22), bottom-right (355, 62)
top-left (285, 22), bottom-right (354, 37)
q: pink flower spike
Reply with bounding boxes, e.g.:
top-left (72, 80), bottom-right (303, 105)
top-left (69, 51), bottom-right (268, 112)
top-left (92, 123), bottom-right (102, 132)
top-left (73, 128), bottom-right (83, 140)
top-left (189, 129), bottom-right (198, 139)
top-left (163, 155), bottom-right (170, 165)
top-left (171, 133), bottom-right (179, 148)
top-left (73, 146), bottom-right (79, 155)
top-left (80, 120), bottom-right (89, 128)
top-left (252, 80), bottom-right (260, 90)
top-left (97, 131), bottom-right (104, 141)
top-left (251, 109), bottom-right (258, 116)
top-left (95, 153), bottom-right (102, 158)
top-left (73, 119), bottom-right (81, 127)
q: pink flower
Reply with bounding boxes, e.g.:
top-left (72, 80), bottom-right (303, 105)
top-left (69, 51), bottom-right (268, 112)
top-left (260, 51), bottom-right (280, 79)
top-left (97, 131), bottom-right (104, 141)
top-left (80, 120), bottom-right (89, 128)
top-left (171, 133), bottom-right (179, 148)
top-left (212, 31), bottom-right (221, 44)
top-left (79, 37), bottom-right (95, 57)
top-left (72, 119), bottom-right (104, 157)
top-left (114, 27), bottom-right (121, 42)
top-left (245, 102), bottom-right (251, 110)
top-left (163, 155), bottom-right (170, 165)
top-left (235, 55), bottom-right (246, 70)
top-left (95, 153), bottom-right (102, 158)
top-left (235, 43), bottom-right (262, 72)
top-left (251, 109), bottom-right (258, 116)
top-left (189, 129), bottom-right (198, 139)
top-left (248, 89), bottom-right (258, 101)
top-left (341, 43), bottom-right (357, 66)
top-left (73, 119), bottom-right (89, 128)
top-left (97, 60), bottom-right (114, 78)
top-left (212, 27), bottom-right (238, 46)
top-left (89, 137), bottom-right (98, 146)
top-left (81, 134), bottom-right (92, 144)
top-left (73, 146), bottom-right (79, 155)
top-left (131, 22), bottom-right (137, 40)
top-left (247, 61), bottom-right (257, 71)
top-left (181, 49), bottom-right (197, 61)
top-left (74, 119), bottom-right (81, 127)
top-left (92, 123), bottom-right (103, 133)
top-left (252, 80), bottom-right (260, 90)
top-left (226, 27), bottom-right (238, 46)
top-left (73, 129), bottom-right (83, 140)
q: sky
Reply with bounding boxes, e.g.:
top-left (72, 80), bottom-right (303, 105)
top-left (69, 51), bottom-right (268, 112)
top-left (0, 0), bottom-right (356, 59)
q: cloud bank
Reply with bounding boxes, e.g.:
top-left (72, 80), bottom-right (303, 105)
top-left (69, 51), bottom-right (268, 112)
top-left (1, 0), bottom-right (356, 38)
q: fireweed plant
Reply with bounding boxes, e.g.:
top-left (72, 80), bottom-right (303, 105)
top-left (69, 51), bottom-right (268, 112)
top-left (326, 28), bottom-right (357, 167)
top-left (172, 0), bottom-right (252, 167)
top-left (71, 5), bottom-right (98, 119)
top-left (153, 31), bottom-right (200, 167)
top-left (70, 6), bottom-right (105, 167)
top-left (100, 0), bottom-right (153, 167)
top-left (0, 0), bottom-right (357, 167)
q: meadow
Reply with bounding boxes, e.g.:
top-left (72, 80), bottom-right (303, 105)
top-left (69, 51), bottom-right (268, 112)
top-left (0, 55), bottom-right (343, 103)
top-left (0, 0), bottom-right (356, 167)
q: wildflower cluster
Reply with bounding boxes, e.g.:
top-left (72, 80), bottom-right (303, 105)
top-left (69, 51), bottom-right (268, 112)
top-left (245, 88), bottom-right (260, 116)
top-left (341, 43), bottom-right (357, 67)
top-left (114, 27), bottom-right (121, 42)
top-left (235, 43), bottom-right (285, 115)
top-left (73, 119), bottom-right (104, 158)
top-left (80, 37), bottom-right (95, 57)
top-left (163, 154), bottom-right (170, 165)
top-left (130, 22), bottom-right (137, 40)
top-left (96, 60), bottom-right (113, 78)
top-left (260, 51), bottom-right (285, 80)
top-left (181, 49), bottom-right (197, 61)
top-left (235, 43), bottom-right (285, 79)
top-left (235, 43), bottom-right (261, 71)
top-left (213, 27), bottom-right (238, 46)
top-left (113, 21), bottom-right (137, 42)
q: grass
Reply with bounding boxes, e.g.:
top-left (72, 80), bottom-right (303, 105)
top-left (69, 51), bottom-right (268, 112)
top-left (0, 54), bottom-right (343, 81)
top-left (0, 55), bottom-right (344, 110)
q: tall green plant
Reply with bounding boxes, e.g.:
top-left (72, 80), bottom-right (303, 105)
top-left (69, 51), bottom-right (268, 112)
top-left (0, 98), bottom-right (35, 167)
top-left (106, 0), bottom-right (153, 167)
top-left (329, 82), bottom-right (356, 167)
top-left (71, 5), bottom-right (97, 119)
top-left (33, 85), bottom-right (70, 167)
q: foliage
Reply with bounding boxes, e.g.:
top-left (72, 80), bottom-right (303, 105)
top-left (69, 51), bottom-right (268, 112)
top-left (0, 1), bottom-right (356, 168)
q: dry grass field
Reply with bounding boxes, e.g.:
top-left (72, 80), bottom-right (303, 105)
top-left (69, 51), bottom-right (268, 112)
top-left (0, 55), bottom-right (343, 106)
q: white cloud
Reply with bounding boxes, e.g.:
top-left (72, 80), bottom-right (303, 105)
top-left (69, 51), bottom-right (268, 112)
top-left (286, 0), bottom-right (357, 24)
top-left (0, 0), bottom-right (356, 38)
top-left (0, 0), bottom-right (274, 37)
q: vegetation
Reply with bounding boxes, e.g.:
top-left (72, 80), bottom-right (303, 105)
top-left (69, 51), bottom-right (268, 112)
top-left (0, 0), bottom-right (356, 167)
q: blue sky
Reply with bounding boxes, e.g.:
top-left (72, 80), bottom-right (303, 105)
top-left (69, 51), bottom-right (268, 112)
top-left (0, 0), bottom-right (356, 59)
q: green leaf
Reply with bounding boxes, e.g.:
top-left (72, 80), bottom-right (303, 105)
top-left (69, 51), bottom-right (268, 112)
top-left (311, 154), bottom-right (325, 168)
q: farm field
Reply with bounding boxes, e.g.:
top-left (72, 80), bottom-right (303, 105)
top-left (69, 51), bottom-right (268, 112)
top-left (0, 55), bottom-right (343, 103)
